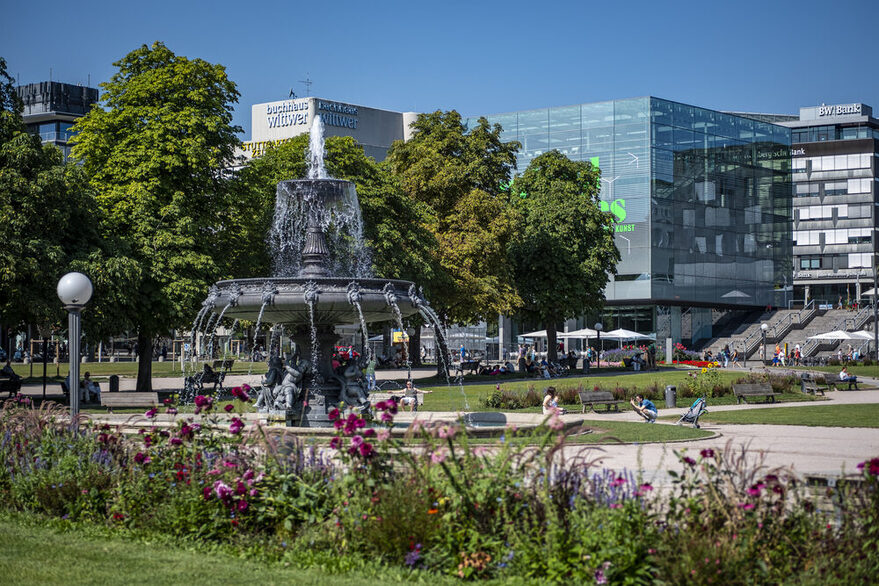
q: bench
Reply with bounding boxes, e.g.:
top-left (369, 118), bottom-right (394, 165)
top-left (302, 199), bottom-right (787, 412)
top-left (0, 378), bottom-right (22, 397)
top-left (579, 390), bottom-right (624, 413)
top-left (800, 380), bottom-right (825, 396)
top-left (457, 360), bottom-right (481, 376)
top-left (212, 359), bottom-right (235, 370)
top-left (101, 392), bottom-right (160, 412)
top-left (732, 383), bottom-right (781, 404)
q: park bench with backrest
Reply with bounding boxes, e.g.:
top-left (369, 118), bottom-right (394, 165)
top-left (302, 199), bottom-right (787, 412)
top-left (800, 379), bottom-right (825, 397)
top-left (212, 359), bottom-right (235, 371)
top-left (578, 390), bottom-right (624, 413)
top-left (101, 392), bottom-right (160, 413)
top-left (0, 365), bottom-right (22, 397)
top-left (456, 359), bottom-right (481, 376)
top-left (732, 383), bottom-right (781, 404)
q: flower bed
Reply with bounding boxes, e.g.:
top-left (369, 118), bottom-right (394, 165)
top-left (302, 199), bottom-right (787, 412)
top-left (0, 390), bottom-right (877, 583)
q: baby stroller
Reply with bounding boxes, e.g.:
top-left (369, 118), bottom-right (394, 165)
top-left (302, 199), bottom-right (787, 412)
top-left (676, 397), bottom-right (708, 428)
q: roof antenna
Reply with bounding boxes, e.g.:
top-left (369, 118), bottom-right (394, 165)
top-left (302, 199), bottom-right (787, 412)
top-left (299, 74), bottom-right (313, 97)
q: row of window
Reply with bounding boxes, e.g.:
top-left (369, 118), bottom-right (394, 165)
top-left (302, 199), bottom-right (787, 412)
top-left (26, 121), bottom-right (77, 143)
top-left (794, 178), bottom-right (875, 196)
top-left (797, 204), bottom-right (873, 220)
top-left (794, 228), bottom-right (873, 246)
top-left (799, 253), bottom-right (873, 270)
top-left (792, 125), bottom-right (878, 143)
top-left (792, 153), bottom-right (874, 173)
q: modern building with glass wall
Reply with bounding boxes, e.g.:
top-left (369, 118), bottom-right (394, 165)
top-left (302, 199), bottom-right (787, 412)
top-left (472, 97), bottom-right (792, 345)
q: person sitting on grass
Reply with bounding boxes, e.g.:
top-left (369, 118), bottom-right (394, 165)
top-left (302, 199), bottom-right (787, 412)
top-left (839, 366), bottom-right (859, 390)
top-left (630, 393), bottom-right (657, 423)
top-left (542, 386), bottom-right (566, 415)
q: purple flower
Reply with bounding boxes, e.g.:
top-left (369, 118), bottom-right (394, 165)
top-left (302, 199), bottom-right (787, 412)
top-left (237, 499), bottom-right (248, 511)
top-left (166, 407), bottom-right (178, 415)
top-left (358, 442), bottom-right (374, 458)
top-left (133, 452), bottom-right (150, 465)
top-left (169, 437), bottom-right (182, 446)
top-left (144, 408), bottom-right (158, 419)
top-left (229, 417), bottom-right (245, 434)
top-left (350, 435), bottom-right (364, 448)
top-left (213, 480), bottom-right (233, 500)
top-left (231, 386), bottom-right (251, 402)
top-left (683, 456), bottom-right (696, 467)
top-left (194, 395), bottom-right (213, 414)
top-left (739, 502), bottom-right (755, 510)
top-left (374, 400), bottom-right (388, 411)
top-left (405, 548), bottom-right (421, 567)
top-left (381, 412), bottom-right (394, 423)
top-left (700, 448), bottom-right (715, 459)
top-left (328, 408), bottom-right (340, 421)
top-left (224, 404), bottom-right (235, 413)
top-left (329, 436), bottom-right (342, 450)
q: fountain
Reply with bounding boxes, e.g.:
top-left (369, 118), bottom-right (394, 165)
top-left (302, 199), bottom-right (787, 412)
top-left (199, 115), bottom-right (441, 427)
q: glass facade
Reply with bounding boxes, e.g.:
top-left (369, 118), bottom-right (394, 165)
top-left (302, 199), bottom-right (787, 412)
top-left (474, 97), bottom-right (792, 310)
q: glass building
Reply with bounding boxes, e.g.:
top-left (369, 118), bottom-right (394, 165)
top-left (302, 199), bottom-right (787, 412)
top-left (15, 81), bottom-right (99, 161)
top-left (471, 97), bottom-right (792, 344)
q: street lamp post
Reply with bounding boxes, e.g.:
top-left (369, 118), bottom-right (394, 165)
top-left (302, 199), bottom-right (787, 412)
top-left (761, 323), bottom-right (769, 365)
top-left (594, 322), bottom-right (603, 370)
top-left (57, 272), bottom-right (93, 419)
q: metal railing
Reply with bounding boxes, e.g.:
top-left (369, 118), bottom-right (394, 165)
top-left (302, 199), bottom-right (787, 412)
top-left (739, 300), bottom-right (817, 359)
top-left (802, 303), bottom-right (875, 357)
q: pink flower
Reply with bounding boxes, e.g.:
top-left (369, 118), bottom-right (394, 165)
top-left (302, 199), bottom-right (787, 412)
top-left (350, 435), bottom-right (364, 448)
top-left (609, 503), bottom-right (622, 509)
top-left (380, 412), bottom-right (394, 423)
top-left (203, 486), bottom-right (212, 500)
top-left (194, 395), bottom-right (213, 414)
top-left (436, 425), bottom-right (457, 440)
top-left (739, 503), bottom-right (755, 510)
top-left (213, 481), bottom-right (233, 500)
top-left (547, 414), bottom-right (564, 431)
top-left (144, 408), bottom-right (158, 419)
top-left (639, 483), bottom-right (653, 492)
top-left (376, 429), bottom-right (390, 442)
top-left (430, 449), bottom-right (447, 464)
top-left (611, 476), bottom-right (627, 487)
top-left (229, 417), bottom-right (245, 434)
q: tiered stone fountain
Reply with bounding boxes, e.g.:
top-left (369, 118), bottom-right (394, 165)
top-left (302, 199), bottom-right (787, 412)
top-left (192, 116), bottom-right (448, 427)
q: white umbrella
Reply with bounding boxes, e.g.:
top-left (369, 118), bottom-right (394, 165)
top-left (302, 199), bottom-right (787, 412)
top-left (721, 289), bottom-right (751, 298)
top-left (517, 330), bottom-right (564, 339)
top-left (850, 331), bottom-right (875, 340)
top-left (806, 330), bottom-right (858, 340)
top-left (603, 328), bottom-right (654, 341)
top-left (558, 328), bottom-right (598, 339)
top-left (862, 288), bottom-right (877, 296)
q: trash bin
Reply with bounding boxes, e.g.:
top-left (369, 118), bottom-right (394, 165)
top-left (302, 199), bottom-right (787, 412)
top-left (109, 375), bottom-right (119, 393)
top-left (665, 385), bottom-right (677, 408)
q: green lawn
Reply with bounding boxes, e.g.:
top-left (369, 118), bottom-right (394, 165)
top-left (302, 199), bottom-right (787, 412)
top-left (0, 513), bottom-right (447, 586)
top-left (789, 364), bottom-right (879, 380)
top-left (7, 359), bottom-right (265, 382)
top-left (564, 420), bottom-right (713, 444)
top-left (417, 370), bottom-right (822, 412)
top-left (694, 404), bottom-right (879, 427)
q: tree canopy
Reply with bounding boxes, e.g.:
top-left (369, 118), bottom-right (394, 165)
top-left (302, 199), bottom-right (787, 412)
top-left (386, 111), bottom-right (522, 325)
top-left (70, 42), bottom-right (244, 390)
top-left (507, 150), bottom-right (620, 360)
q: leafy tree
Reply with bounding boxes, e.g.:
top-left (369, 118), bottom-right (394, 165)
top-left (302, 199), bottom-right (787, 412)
top-left (0, 57), bottom-right (136, 354)
top-left (507, 150), bottom-right (620, 360)
top-left (386, 111), bottom-right (522, 328)
top-left (70, 42), bottom-right (243, 391)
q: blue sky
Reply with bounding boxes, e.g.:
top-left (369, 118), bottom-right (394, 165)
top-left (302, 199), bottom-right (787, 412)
top-left (2, 0), bottom-right (876, 138)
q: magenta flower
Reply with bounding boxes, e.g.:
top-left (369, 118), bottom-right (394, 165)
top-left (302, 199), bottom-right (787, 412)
top-left (166, 407), bottom-right (178, 415)
top-left (639, 483), bottom-right (653, 492)
top-left (224, 404), bottom-right (234, 413)
top-left (683, 456), bottom-right (696, 467)
top-left (739, 503), bottom-right (755, 510)
top-left (700, 448), bottom-right (715, 459)
top-left (144, 408), bottom-right (158, 419)
top-left (358, 442), bottom-right (374, 458)
top-left (350, 435), bottom-right (364, 448)
top-left (213, 481), bottom-right (233, 500)
top-left (203, 486), bottom-right (212, 500)
top-left (133, 452), bottom-right (150, 465)
top-left (374, 400), bottom-right (388, 411)
top-left (363, 428), bottom-right (376, 438)
top-left (329, 436), bottom-right (342, 450)
top-left (328, 408), bottom-right (340, 421)
top-left (194, 395), bottom-right (213, 414)
top-left (747, 483), bottom-right (764, 497)
top-left (380, 412), bottom-right (394, 423)
top-left (229, 417), bottom-right (245, 434)
top-left (237, 499), bottom-right (248, 511)
top-left (611, 476), bottom-right (627, 487)
top-left (169, 437), bottom-right (182, 446)
top-left (231, 386), bottom-right (251, 402)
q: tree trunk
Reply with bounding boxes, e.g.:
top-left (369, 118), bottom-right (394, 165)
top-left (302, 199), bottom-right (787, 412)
top-left (547, 324), bottom-right (559, 362)
top-left (409, 326), bottom-right (422, 368)
top-left (136, 330), bottom-right (153, 392)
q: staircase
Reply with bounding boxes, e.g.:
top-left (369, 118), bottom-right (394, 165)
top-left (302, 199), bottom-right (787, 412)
top-left (800, 305), bottom-right (877, 358)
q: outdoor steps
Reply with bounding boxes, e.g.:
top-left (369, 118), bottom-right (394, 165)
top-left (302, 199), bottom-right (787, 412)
top-left (700, 311), bottom-right (777, 352)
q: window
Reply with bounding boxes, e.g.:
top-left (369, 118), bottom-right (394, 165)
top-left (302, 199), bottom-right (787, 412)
top-left (800, 257), bottom-right (821, 269)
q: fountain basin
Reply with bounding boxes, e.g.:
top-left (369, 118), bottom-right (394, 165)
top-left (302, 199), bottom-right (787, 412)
top-left (210, 277), bottom-right (420, 325)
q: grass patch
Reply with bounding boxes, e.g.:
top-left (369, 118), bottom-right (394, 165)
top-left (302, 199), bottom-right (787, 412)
top-left (8, 360), bottom-right (265, 382)
top-left (564, 420), bottom-right (712, 444)
top-left (0, 512), bottom-right (439, 586)
top-left (695, 404), bottom-right (879, 428)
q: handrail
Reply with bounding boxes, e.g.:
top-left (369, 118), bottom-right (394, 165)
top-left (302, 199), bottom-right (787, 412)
top-left (802, 303), bottom-right (874, 357)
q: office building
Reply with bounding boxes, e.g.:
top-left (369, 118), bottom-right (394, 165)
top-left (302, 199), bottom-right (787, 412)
top-left (15, 81), bottom-right (99, 161)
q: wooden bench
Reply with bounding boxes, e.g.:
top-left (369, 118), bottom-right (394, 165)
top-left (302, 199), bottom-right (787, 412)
top-left (212, 359), bottom-right (235, 370)
top-left (101, 392), bottom-right (160, 412)
top-left (801, 380), bottom-right (825, 396)
top-left (457, 360), bottom-right (481, 376)
top-left (578, 390), bottom-right (624, 413)
top-left (732, 383), bottom-right (781, 404)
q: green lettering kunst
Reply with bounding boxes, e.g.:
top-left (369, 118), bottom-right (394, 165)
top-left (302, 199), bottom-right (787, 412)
top-left (599, 199), bottom-right (627, 223)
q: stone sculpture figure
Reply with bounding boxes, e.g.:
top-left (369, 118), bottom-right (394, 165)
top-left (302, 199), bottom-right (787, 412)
top-left (334, 357), bottom-right (370, 414)
top-left (256, 354), bottom-right (285, 411)
top-left (278, 353), bottom-right (311, 410)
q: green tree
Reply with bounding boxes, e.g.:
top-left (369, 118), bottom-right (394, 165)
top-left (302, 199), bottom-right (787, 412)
top-left (386, 111), bottom-right (522, 327)
top-left (507, 150), bottom-right (620, 360)
top-left (0, 57), bottom-right (136, 353)
top-left (70, 42), bottom-right (243, 391)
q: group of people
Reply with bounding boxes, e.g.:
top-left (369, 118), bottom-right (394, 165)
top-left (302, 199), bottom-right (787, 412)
top-left (541, 386), bottom-right (657, 423)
